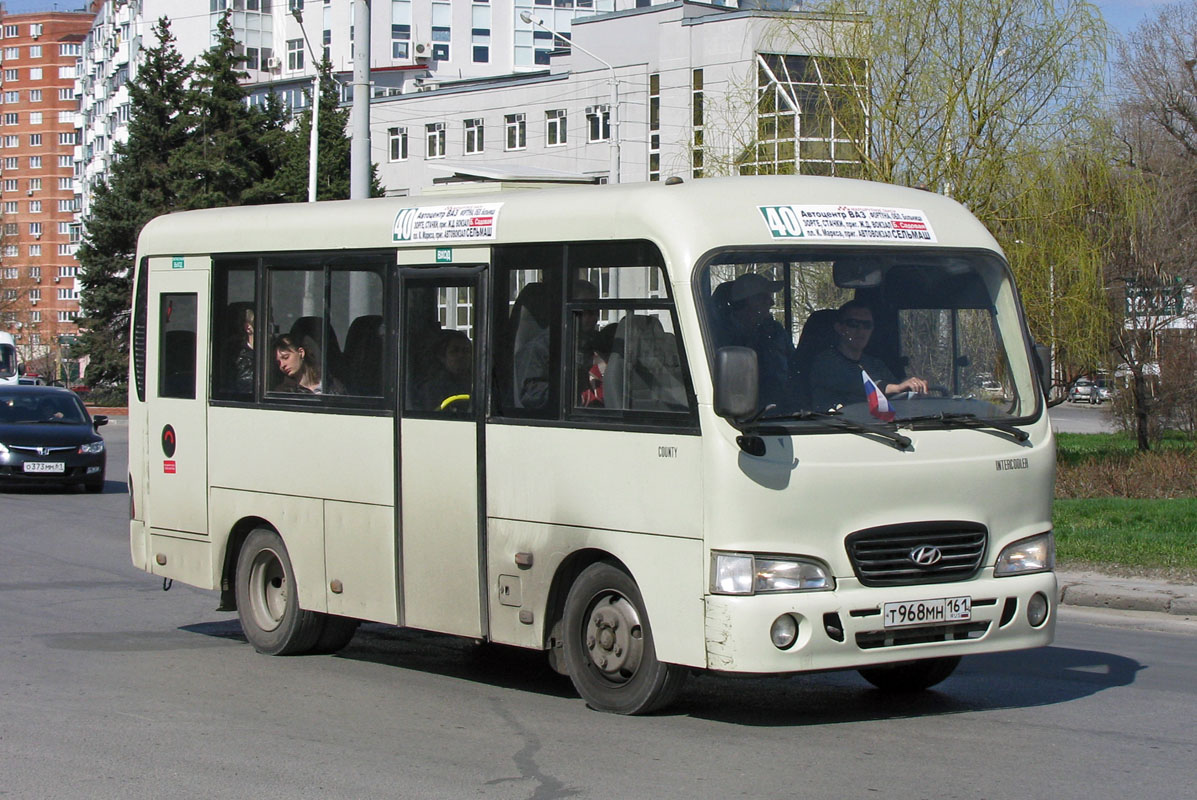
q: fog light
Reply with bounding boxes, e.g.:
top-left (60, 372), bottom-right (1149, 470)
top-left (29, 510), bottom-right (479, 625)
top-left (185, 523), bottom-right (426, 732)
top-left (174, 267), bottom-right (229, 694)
top-left (770, 614), bottom-right (799, 650)
top-left (1027, 592), bottom-right (1049, 627)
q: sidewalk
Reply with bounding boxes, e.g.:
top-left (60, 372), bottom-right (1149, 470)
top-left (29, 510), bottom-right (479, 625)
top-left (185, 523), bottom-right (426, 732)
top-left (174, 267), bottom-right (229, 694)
top-left (1057, 570), bottom-right (1197, 617)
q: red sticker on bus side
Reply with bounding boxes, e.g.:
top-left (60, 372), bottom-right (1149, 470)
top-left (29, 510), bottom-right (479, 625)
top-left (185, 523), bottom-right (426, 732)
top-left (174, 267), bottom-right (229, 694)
top-left (164, 461), bottom-right (176, 474)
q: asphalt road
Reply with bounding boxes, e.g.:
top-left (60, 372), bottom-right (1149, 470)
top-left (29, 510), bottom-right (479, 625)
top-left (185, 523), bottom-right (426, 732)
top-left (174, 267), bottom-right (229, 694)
top-left (1049, 400), bottom-right (1117, 434)
top-left (2, 418), bottom-right (1194, 800)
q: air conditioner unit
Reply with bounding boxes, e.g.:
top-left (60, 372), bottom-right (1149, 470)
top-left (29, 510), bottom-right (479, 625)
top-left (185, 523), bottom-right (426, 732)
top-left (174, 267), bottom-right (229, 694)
top-left (265, 56), bottom-right (282, 70)
top-left (412, 41), bottom-right (434, 60)
top-left (53, 276), bottom-right (60, 283)
top-left (29, 298), bottom-right (36, 305)
top-left (33, 233), bottom-right (41, 239)
top-left (26, 190), bottom-right (32, 196)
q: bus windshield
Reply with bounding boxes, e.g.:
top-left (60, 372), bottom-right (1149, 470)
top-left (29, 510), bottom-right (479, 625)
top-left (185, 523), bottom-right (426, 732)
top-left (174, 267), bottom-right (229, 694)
top-left (0, 342), bottom-right (16, 380)
top-left (698, 248), bottom-right (1036, 427)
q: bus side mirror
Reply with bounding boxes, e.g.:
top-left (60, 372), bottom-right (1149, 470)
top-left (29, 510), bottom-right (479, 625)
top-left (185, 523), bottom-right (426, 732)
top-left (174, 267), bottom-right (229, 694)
top-left (714, 346), bottom-right (759, 420)
top-left (1032, 343), bottom-right (1051, 399)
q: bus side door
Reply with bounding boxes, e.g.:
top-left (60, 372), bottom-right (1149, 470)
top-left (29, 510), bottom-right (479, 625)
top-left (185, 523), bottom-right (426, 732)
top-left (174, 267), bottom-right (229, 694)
top-left (146, 258), bottom-right (209, 536)
top-left (396, 261), bottom-right (488, 638)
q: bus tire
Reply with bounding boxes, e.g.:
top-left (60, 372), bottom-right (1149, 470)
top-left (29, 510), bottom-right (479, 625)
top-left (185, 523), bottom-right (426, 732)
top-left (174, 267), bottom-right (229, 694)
top-left (858, 656), bottom-right (961, 692)
top-left (562, 562), bottom-right (686, 715)
top-left (235, 527), bottom-right (323, 656)
top-left (311, 615), bottom-right (360, 655)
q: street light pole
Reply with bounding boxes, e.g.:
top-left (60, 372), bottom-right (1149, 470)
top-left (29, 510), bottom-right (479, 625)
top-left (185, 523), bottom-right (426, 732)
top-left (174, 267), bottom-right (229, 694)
top-left (292, 7), bottom-right (320, 203)
top-left (520, 11), bottom-right (620, 184)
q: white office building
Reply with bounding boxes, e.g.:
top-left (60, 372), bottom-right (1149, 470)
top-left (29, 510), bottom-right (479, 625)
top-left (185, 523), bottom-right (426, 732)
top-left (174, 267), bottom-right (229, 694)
top-left (76, 2), bottom-right (852, 204)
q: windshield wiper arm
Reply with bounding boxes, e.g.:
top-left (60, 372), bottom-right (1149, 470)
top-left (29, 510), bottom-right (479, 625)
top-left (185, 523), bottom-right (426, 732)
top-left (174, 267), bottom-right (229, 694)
top-left (754, 410), bottom-right (912, 450)
top-left (898, 412), bottom-right (1029, 442)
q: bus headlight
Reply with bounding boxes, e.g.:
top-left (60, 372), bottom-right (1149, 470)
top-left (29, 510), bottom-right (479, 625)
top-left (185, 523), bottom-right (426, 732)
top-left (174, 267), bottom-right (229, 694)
top-left (711, 553), bottom-right (834, 595)
top-left (994, 532), bottom-right (1055, 577)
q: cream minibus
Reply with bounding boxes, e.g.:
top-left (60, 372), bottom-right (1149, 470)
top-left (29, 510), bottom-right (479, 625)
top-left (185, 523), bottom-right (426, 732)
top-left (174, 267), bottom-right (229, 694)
top-left (128, 175), bottom-right (1056, 714)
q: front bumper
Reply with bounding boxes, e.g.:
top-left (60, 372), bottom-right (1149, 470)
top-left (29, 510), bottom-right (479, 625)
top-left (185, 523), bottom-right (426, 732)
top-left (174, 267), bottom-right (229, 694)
top-left (704, 569), bottom-right (1056, 673)
top-left (0, 452), bottom-right (105, 486)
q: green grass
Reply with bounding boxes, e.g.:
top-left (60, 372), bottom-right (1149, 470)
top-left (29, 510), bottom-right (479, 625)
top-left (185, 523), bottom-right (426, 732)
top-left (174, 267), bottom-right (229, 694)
top-left (1055, 430), bottom-right (1195, 466)
top-left (1054, 497), bottom-right (1197, 574)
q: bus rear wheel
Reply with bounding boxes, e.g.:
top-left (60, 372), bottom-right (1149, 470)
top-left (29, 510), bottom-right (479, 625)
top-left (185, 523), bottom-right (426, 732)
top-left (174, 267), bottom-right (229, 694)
top-left (235, 528), bottom-right (324, 656)
top-left (561, 562), bottom-right (686, 715)
top-left (858, 656), bottom-right (961, 692)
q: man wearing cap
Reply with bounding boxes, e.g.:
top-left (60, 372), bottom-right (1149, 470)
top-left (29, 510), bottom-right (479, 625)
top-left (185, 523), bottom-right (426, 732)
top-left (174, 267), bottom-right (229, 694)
top-left (721, 272), bottom-right (797, 411)
top-left (809, 300), bottom-right (927, 414)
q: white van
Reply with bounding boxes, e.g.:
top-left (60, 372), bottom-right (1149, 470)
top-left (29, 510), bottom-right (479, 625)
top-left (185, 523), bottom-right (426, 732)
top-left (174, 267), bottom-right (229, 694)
top-left (128, 176), bottom-right (1056, 714)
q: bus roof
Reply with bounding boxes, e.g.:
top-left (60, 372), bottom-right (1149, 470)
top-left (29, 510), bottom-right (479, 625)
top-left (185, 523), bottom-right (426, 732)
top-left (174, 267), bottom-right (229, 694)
top-left (136, 176), bottom-right (1003, 270)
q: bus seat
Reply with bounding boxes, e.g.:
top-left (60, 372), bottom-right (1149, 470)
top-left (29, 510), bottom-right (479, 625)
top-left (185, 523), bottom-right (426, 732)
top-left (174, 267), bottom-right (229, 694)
top-left (342, 314), bottom-right (384, 395)
top-left (793, 309), bottom-right (837, 409)
top-left (604, 314), bottom-right (686, 411)
top-left (508, 282), bottom-right (551, 409)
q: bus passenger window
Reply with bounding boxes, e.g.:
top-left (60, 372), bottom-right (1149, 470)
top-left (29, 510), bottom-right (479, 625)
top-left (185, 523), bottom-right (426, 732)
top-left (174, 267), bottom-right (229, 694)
top-left (568, 250), bottom-right (692, 417)
top-left (402, 279), bottom-right (475, 416)
top-left (211, 262), bottom-right (257, 402)
top-left (158, 293), bottom-right (197, 399)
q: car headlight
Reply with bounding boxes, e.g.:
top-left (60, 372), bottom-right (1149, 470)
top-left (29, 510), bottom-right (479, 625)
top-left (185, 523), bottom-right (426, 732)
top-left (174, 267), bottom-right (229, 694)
top-left (78, 441), bottom-right (105, 454)
top-left (711, 552), bottom-right (834, 595)
top-left (994, 532), bottom-right (1054, 576)
top-left (0, 441), bottom-right (8, 454)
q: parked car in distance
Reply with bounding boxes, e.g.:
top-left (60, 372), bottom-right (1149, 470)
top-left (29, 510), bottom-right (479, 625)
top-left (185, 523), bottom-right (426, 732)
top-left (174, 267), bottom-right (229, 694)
top-left (1067, 378), bottom-right (1095, 403)
top-left (0, 385), bottom-right (107, 492)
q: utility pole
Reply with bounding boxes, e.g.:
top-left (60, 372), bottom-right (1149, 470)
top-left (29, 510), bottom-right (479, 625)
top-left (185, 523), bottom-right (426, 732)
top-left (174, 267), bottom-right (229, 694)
top-left (351, 0), bottom-right (371, 200)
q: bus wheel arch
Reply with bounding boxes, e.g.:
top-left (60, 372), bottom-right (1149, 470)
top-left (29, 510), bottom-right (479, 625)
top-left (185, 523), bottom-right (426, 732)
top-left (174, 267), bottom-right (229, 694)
top-left (233, 526), bottom-right (325, 655)
top-left (543, 549), bottom-right (615, 675)
top-left (218, 516), bottom-right (272, 612)
top-left (559, 559), bottom-right (687, 715)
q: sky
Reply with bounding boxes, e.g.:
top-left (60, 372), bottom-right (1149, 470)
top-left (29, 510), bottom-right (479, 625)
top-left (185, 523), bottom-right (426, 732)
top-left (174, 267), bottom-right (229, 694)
top-left (0, 1), bottom-right (1174, 37)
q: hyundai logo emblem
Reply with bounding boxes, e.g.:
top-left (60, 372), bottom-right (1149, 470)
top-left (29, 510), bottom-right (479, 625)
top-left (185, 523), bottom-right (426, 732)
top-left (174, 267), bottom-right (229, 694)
top-left (910, 545), bottom-right (943, 567)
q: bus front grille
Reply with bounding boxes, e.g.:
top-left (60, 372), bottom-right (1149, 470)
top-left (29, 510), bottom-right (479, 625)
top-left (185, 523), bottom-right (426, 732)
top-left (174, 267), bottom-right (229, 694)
top-left (855, 621), bottom-right (991, 650)
top-left (845, 522), bottom-right (987, 587)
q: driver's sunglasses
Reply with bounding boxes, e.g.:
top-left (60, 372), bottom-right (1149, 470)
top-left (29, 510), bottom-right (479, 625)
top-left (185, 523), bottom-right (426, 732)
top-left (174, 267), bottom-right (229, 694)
top-left (842, 318), bottom-right (874, 330)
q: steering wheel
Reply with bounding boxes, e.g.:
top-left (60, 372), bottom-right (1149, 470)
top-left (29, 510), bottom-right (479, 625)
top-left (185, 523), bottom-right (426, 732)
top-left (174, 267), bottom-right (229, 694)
top-left (438, 394), bottom-right (471, 411)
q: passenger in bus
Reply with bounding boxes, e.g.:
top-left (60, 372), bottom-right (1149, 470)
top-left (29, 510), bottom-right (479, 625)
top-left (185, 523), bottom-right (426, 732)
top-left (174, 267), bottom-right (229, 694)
top-left (416, 329), bottom-right (473, 412)
top-left (809, 300), bottom-right (927, 413)
top-left (579, 323), bottom-right (617, 407)
top-left (272, 333), bottom-right (344, 395)
top-left (722, 273), bottom-right (797, 411)
top-left (226, 306), bottom-right (255, 394)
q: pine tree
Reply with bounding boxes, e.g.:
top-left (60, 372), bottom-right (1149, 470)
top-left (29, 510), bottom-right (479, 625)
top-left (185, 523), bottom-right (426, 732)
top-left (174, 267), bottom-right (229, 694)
top-left (168, 12), bottom-right (279, 209)
top-left (264, 60), bottom-right (382, 202)
top-left (74, 17), bottom-right (189, 387)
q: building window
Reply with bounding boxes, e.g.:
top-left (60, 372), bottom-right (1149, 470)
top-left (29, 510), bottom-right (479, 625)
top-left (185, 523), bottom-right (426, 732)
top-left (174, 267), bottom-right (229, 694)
top-left (426, 122), bottom-right (446, 158)
top-left (2, 201), bottom-right (15, 214)
top-left (28, 200), bottom-right (41, 213)
top-left (29, 67), bottom-right (42, 80)
top-left (692, 68), bottom-right (704, 178)
top-left (3, 70), bottom-right (16, 82)
top-left (3, 26), bottom-right (17, 38)
top-left (29, 45), bottom-right (42, 58)
top-left (58, 155), bottom-right (72, 168)
top-left (472, 3), bottom-right (490, 63)
top-left (2, 137), bottom-right (15, 148)
top-left (60, 44), bottom-right (81, 57)
top-left (29, 178), bottom-right (40, 192)
top-left (505, 113), bottom-right (526, 151)
top-left (58, 133), bottom-right (76, 146)
top-left (29, 112), bottom-right (42, 125)
top-left (59, 311), bottom-right (77, 323)
top-left (545, 109), bottom-right (567, 146)
top-left (29, 266), bottom-right (40, 280)
top-left (1, 180), bottom-right (14, 191)
top-left (58, 89), bottom-right (73, 101)
top-left (287, 39), bottom-right (304, 71)
top-left (29, 245), bottom-right (40, 256)
top-left (747, 54), bottom-right (867, 178)
top-left (464, 118), bottom-right (484, 154)
top-left (30, 89), bottom-right (42, 102)
top-left (29, 134), bottom-right (41, 146)
top-left (29, 24), bottom-right (43, 37)
top-left (29, 156), bottom-right (41, 169)
top-left (586, 105), bottom-right (610, 143)
top-left (392, 0), bottom-right (412, 59)
top-left (388, 126), bottom-right (408, 161)
top-left (58, 178), bottom-right (72, 190)
top-left (28, 222), bottom-right (42, 237)
top-left (2, 157), bottom-right (16, 170)
top-left (2, 91), bottom-right (16, 104)
top-left (649, 73), bottom-right (661, 181)
top-left (3, 113), bottom-right (17, 126)
top-left (431, 0), bottom-right (451, 61)
top-left (30, 311), bottom-right (40, 323)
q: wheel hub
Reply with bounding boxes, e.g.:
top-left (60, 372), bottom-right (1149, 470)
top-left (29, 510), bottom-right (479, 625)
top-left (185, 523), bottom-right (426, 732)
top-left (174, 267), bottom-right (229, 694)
top-left (584, 594), bottom-right (644, 681)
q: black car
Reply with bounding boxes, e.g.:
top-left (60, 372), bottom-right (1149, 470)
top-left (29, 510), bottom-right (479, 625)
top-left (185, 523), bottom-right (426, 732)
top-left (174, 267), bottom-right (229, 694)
top-left (0, 386), bottom-right (107, 492)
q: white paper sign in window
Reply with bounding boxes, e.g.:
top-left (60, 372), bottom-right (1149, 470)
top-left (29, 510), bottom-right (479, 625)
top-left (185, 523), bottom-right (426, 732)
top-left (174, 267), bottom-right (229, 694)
top-left (759, 205), bottom-right (937, 243)
top-left (392, 203), bottom-right (503, 243)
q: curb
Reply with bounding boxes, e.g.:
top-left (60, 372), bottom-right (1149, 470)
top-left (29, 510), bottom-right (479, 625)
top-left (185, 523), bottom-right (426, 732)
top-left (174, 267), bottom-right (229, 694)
top-left (1057, 571), bottom-right (1197, 617)
top-left (86, 406), bottom-right (129, 416)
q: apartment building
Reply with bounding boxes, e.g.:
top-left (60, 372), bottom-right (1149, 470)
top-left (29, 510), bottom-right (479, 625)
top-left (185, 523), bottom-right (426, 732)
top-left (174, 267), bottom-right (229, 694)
top-left (0, 9), bottom-right (93, 382)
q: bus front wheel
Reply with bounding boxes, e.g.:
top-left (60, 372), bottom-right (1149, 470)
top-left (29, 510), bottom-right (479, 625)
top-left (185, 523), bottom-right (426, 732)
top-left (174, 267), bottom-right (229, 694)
top-left (562, 562), bottom-right (686, 715)
top-left (235, 528), bottom-right (324, 656)
top-left (858, 656), bottom-right (961, 692)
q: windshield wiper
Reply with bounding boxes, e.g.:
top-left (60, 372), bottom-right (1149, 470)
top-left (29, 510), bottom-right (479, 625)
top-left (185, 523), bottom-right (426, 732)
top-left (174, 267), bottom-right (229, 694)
top-left (751, 410), bottom-right (913, 450)
top-left (897, 412), bottom-right (1029, 442)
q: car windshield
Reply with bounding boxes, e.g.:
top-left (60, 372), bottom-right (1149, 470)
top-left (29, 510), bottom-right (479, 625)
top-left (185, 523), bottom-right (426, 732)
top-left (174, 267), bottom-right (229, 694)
top-left (697, 248), bottom-right (1038, 428)
top-left (0, 392), bottom-right (88, 424)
